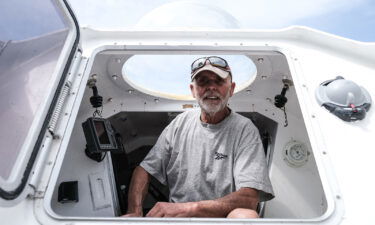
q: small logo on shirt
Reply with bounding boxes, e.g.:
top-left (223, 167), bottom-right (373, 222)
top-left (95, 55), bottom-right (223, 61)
top-left (214, 152), bottom-right (228, 160)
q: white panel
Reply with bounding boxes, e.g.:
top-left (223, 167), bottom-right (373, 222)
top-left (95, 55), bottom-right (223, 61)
top-left (88, 171), bottom-right (111, 210)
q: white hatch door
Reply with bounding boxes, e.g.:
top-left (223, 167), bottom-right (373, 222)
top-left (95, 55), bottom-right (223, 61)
top-left (0, 0), bottom-right (79, 205)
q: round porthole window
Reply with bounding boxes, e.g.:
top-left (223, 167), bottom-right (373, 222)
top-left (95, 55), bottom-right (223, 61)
top-left (122, 55), bottom-right (257, 100)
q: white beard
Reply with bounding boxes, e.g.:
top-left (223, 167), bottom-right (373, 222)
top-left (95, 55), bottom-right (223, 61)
top-left (197, 89), bottom-right (231, 116)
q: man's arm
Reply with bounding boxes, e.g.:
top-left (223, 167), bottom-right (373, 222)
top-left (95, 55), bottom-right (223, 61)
top-left (123, 166), bottom-right (150, 217)
top-left (195, 187), bottom-right (259, 217)
top-left (146, 187), bottom-right (259, 217)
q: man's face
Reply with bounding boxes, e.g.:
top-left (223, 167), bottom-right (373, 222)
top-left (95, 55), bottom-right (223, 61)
top-left (190, 71), bottom-right (236, 115)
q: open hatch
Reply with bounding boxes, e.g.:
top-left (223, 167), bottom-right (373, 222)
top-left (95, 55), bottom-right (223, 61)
top-left (47, 49), bottom-right (330, 220)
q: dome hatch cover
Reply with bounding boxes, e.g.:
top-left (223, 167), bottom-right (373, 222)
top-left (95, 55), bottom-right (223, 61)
top-left (316, 76), bottom-right (371, 122)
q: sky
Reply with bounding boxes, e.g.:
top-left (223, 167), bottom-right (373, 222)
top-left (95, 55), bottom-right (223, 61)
top-left (67, 0), bottom-right (375, 42)
top-left (1, 0), bottom-right (374, 42)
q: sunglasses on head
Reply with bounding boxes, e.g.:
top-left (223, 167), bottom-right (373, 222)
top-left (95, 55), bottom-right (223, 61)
top-left (191, 56), bottom-right (230, 73)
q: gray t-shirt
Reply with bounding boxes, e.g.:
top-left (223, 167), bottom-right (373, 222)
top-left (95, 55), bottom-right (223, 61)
top-left (140, 109), bottom-right (274, 203)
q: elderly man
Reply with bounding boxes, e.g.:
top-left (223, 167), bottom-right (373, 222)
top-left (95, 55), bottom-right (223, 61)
top-left (124, 56), bottom-right (274, 218)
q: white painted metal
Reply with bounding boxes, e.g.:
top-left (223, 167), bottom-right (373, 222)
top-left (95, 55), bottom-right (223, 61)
top-left (41, 37), bottom-right (326, 223)
top-left (41, 27), bottom-right (374, 225)
top-left (1, 5), bottom-right (375, 225)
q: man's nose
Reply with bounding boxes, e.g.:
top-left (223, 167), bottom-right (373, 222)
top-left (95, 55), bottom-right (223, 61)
top-left (205, 81), bottom-right (218, 90)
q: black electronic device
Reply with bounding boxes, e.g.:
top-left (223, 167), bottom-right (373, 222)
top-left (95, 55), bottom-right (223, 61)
top-left (82, 117), bottom-right (121, 153)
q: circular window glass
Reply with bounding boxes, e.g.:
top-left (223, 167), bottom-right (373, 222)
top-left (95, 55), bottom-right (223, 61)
top-left (122, 55), bottom-right (257, 100)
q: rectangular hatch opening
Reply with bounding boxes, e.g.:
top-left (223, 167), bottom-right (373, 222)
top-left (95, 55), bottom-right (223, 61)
top-left (45, 50), bottom-right (332, 222)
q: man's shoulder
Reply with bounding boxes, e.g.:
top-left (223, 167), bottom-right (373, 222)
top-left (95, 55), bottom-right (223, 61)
top-left (176, 109), bottom-right (199, 120)
top-left (231, 112), bottom-right (255, 126)
top-left (228, 112), bottom-right (260, 135)
top-left (169, 109), bottom-right (199, 126)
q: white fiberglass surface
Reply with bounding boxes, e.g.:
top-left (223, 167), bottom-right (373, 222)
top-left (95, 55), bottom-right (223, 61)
top-left (122, 55), bottom-right (256, 99)
top-left (0, 0), bottom-right (69, 182)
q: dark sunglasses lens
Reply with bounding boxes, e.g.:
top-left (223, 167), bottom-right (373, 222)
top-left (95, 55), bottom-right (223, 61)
top-left (209, 57), bottom-right (227, 67)
top-left (195, 76), bottom-right (208, 86)
top-left (195, 76), bottom-right (225, 86)
top-left (191, 58), bottom-right (206, 72)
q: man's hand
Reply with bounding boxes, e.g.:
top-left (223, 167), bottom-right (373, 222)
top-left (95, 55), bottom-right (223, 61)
top-left (146, 202), bottom-right (197, 217)
top-left (122, 211), bottom-right (143, 217)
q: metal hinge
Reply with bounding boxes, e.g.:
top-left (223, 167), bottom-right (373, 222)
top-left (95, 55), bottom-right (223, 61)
top-left (48, 49), bottom-right (83, 137)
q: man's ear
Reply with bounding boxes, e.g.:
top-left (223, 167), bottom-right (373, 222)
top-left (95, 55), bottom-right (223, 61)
top-left (230, 82), bottom-right (236, 97)
top-left (190, 83), bottom-right (196, 98)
